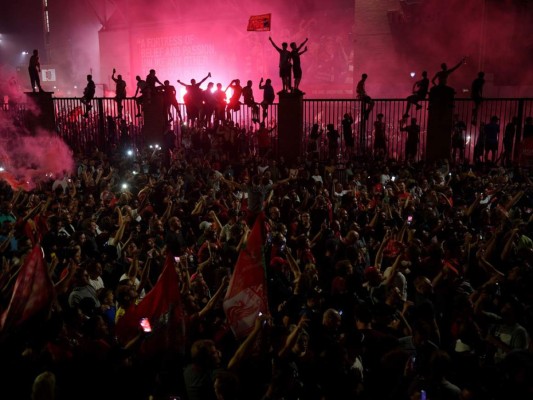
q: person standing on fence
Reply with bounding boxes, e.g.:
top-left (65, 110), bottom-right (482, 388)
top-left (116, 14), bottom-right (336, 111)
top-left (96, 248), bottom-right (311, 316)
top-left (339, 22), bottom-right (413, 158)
top-left (471, 71), bottom-right (485, 125)
top-left (373, 113), bottom-right (387, 159)
top-left (289, 38), bottom-right (308, 93)
top-left (177, 72), bottom-right (211, 127)
top-left (81, 75), bottom-right (96, 118)
top-left (134, 75), bottom-right (148, 117)
top-left (242, 80), bottom-right (260, 124)
top-left (403, 71), bottom-right (429, 119)
top-left (111, 68), bottom-right (126, 119)
top-left (342, 113), bottom-right (354, 157)
top-left (259, 78), bottom-right (275, 122)
top-left (400, 117), bottom-right (420, 162)
top-left (269, 37), bottom-right (292, 93)
top-left (163, 80), bottom-right (182, 124)
top-left (28, 49), bottom-right (44, 93)
top-left (225, 79), bottom-right (243, 121)
top-left (431, 57), bottom-right (466, 87)
top-left (213, 83), bottom-right (227, 127)
top-left (201, 82), bottom-right (216, 127)
top-left (145, 69), bottom-right (164, 104)
top-left (356, 73), bottom-right (374, 121)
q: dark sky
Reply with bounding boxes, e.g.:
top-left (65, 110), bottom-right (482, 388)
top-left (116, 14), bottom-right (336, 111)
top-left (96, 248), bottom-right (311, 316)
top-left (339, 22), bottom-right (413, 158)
top-left (1, 0), bottom-right (532, 97)
top-left (0, 0), bottom-right (44, 64)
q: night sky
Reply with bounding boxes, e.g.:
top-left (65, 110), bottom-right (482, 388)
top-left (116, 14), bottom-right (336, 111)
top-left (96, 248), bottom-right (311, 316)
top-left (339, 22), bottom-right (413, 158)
top-left (1, 0), bottom-right (532, 97)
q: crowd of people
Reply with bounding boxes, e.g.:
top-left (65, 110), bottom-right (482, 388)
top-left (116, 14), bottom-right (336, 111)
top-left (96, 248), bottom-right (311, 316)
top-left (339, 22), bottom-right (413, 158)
top-left (0, 129), bottom-right (532, 399)
top-left (0, 47), bottom-right (530, 400)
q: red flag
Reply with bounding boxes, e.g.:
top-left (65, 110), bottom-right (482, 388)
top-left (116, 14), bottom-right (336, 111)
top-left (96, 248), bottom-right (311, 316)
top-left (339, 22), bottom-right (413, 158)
top-left (223, 212), bottom-right (269, 339)
top-left (115, 253), bottom-right (186, 355)
top-left (0, 245), bottom-right (55, 332)
top-left (247, 14), bottom-right (271, 32)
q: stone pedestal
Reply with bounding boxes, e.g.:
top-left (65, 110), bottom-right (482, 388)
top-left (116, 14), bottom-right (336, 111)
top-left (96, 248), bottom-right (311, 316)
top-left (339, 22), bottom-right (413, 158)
top-left (24, 92), bottom-right (56, 133)
top-left (426, 85), bottom-right (455, 162)
top-left (277, 91), bottom-right (304, 164)
top-left (141, 90), bottom-right (167, 146)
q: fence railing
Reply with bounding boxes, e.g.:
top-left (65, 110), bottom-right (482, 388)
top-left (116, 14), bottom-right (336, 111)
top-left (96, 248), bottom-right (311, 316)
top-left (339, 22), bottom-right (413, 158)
top-left (3, 96), bottom-right (532, 163)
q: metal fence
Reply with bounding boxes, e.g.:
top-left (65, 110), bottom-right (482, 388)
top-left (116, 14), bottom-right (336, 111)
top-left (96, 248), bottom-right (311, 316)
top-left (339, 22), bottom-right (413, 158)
top-left (302, 98), bottom-right (533, 163)
top-left (51, 97), bottom-right (279, 154)
top-left (4, 96), bottom-right (532, 163)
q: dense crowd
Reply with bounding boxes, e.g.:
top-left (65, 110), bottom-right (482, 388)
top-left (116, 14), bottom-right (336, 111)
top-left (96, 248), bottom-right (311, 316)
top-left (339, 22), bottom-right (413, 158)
top-left (0, 139), bottom-right (532, 400)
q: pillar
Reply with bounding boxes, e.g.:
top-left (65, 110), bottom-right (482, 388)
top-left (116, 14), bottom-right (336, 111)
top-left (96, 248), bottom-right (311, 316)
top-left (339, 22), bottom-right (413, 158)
top-left (277, 91), bottom-right (304, 164)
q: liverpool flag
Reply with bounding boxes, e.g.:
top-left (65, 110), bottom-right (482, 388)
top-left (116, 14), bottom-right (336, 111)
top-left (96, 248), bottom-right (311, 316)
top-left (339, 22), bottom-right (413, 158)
top-left (0, 245), bottom-right (55, 332)
top-left (223, 212), bottom-right (269, 339)
top-left (247, 14), bottom-right (271, 32)
top-left (115, 253), bottom-right (186, 355)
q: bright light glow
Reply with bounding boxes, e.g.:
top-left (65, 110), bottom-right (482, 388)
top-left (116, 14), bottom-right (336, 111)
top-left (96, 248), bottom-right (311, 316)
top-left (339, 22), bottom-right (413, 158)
top-left (127, 149), bottom-right (133, 156)
top-left (122, 183), bottom-right (128, 189)
top-left (74, 85), bottom-right (77, 89)
top-left (179, 87), bottom-right (188, 102)
top-left (21, 51), bottom-right (28, 55)
top-left (410, 72), bottom-right (415, 78)
top-left (0, 167), bottom-right (5, 172)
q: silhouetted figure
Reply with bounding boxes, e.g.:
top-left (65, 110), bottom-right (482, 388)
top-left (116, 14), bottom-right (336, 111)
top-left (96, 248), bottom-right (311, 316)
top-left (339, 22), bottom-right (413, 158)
top-left (326, 123), bottom-right (340, 161)
top-left (259, 78), bottom-right (275, 122)
top-left (145, 69), bottom-right (163, 104)
top-left (484, 115), bottom-right (500, 163)
top-left (431, 57), bottom-right (466, 87)
top-left (451, 114), bottom-right (467, 164)
top-left (342, 113), bottom-right (354, 157)
top-left (524, 116), bottom-right (533, 139)
top-left (111, 68), bottom-right (126, 119)
top-left (404, 71), bottom-right (429, 118)
top-left (242, 80), bottom-right (260, 124)
top-left (307, 123), bottom-right (322, 158)
top-left (163, 80), bottom-right (182, 123)
top-left (177, 72), bottom-right (211, 127)
top-left (213, 83), bottom-right (227, 126)
top-left (201, 82), bottom-right (216, 127)
top-left (28, 49), bottom-right (44, 92)
top-left (471, 71), bottom-right (485, 125)
top-left (473, 122), bottom-right (486, 164)
top-left (269, 37), bottom-right (291, 92)
top-left (81, 75), bottom-right (96, 118)
top-left (257, 121), bottom-right (276, 157)
top-left (356, 73), bottom-right (374, 121)
top-left (400, 117), bottom-right (420, 161)
top-left (225, 79), bottom-right (243, 121)
top-left (290, 38), bottom-right (308, 93)
top-left (374, 113), bottom-right (387, 159)
top-left (500, 117), bottom-right (518, 167)
top-left (106, 115), bottom-right (117, 145)
top-left (134, 75), bottom-right (148, 117)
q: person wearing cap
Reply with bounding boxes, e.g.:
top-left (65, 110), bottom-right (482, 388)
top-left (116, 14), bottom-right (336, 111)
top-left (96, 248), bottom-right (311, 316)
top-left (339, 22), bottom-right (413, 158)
top-left (484, 115), bottom-right (500, 163)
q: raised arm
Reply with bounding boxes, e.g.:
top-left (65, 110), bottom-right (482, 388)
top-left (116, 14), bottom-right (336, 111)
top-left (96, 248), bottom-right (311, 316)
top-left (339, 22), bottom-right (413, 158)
top-left (297, 38), bottom-right (308, 51)
top-left (269, 36), bottom-right (281, 52)
top-left (112, 69), bottom-right (118, 83)
top-left (176, 80), bottom-right (187, 87)
top-left (198, 72), bottom-right (211, 86)
top-left (448, 57), bottom-right (467, 74)
top-left (298, 47), bottom-right (308, 56)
